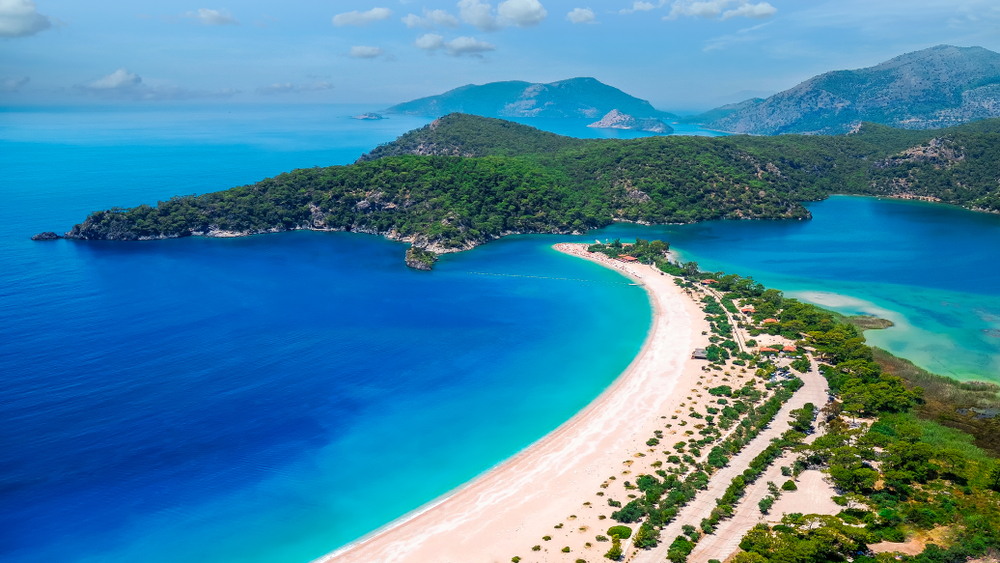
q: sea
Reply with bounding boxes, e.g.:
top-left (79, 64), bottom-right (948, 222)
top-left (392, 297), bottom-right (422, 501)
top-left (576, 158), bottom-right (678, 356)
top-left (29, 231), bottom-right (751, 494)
top-left (2, 104), bottom-right (997, 563)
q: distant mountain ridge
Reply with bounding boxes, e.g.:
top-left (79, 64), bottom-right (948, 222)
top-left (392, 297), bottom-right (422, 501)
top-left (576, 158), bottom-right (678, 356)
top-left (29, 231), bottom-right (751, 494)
top-left (386, 77), bottom-right (674, 120)
top-left (692, 45), bottom-right (1000, 135)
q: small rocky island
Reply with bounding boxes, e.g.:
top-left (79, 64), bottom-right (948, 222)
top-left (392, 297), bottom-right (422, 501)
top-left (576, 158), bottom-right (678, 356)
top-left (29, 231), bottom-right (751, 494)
top-left (405, 246), bottom-right (437, 271)
top-left (353, 112), bottom-right (384, 120)
top-left (587, 109), bottom-right (673, 134)
top-left (31, 231), bottom-right (61, 241)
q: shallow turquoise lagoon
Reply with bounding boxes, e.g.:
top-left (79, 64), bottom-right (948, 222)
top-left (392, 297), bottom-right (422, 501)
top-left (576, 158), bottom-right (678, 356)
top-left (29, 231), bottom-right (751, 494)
top-left (586, 196), bottom-right (1000, 382)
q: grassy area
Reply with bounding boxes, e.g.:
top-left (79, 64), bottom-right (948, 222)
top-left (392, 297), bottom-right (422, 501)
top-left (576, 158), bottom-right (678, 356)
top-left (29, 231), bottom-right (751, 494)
top-left (844, 315), bottom-right (895, 331)
top-left (874, 347), bottom-right (1000, 456)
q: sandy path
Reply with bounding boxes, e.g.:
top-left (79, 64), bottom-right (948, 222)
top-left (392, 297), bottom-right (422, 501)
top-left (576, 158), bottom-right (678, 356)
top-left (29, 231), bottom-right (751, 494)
top-left (634, 359), bottom-right (829, 563)
top-left (317, 244), bottom-right (710, 563)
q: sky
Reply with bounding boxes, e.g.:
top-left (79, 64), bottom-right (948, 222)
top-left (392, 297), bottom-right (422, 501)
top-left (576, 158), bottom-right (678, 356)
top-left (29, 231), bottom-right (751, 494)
top-left (1, 0), bottom-right (999, 110)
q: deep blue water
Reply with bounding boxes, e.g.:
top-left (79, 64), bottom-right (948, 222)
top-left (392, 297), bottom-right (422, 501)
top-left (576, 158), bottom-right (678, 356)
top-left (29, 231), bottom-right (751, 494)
top-left (1, 105), bottom-right (654, 563)
top-left (3, 104), bottom-right (997, 563)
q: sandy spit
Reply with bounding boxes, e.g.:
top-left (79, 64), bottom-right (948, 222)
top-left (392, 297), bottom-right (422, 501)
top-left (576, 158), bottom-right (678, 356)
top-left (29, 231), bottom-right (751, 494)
top-left (315, 243), bottom-right (712, 563)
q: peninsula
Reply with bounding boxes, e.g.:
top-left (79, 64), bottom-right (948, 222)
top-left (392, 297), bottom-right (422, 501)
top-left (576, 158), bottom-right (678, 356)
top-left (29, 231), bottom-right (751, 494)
top-left (58, 114), bottom-right (1000, 268)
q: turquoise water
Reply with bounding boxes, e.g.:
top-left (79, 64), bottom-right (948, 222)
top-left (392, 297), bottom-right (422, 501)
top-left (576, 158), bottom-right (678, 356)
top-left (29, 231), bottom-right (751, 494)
top-left (585, 197), bottom-right (1000, 381)
top-left (3, 104), bottom-right (996, 563)
top-left (1, 105), bottom-right (653, 563)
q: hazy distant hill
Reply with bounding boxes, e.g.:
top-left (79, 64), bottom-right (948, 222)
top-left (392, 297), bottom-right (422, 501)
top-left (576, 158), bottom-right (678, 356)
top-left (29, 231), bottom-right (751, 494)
top-left (386, 77), bottom-right (674, 120)
top-left (693, 45), bottom-right (1000, 135)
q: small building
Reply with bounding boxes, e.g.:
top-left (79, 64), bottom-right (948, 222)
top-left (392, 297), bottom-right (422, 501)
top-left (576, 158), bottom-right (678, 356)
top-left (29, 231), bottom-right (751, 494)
top-left (692, 348), bottom-right (708, 360)
top-left (701, 279), bottom-right (718, 285)
top-left (740, 306), bottom-right (755, 314)
top-left (759, 347), bottom-right (778, 354)
top-left (762, 318), bottom-right (779, 324)
top-left (619, 255), bottom-right (639, 262)
top-left (782, 345), bottom-right (797, 353)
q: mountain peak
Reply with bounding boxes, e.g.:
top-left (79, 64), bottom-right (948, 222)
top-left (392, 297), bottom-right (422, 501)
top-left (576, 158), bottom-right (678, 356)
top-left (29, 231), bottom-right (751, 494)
top-left (386, 78), bottom-right (673, 120)
top-left (692, 45), bottom-right (1000, 135)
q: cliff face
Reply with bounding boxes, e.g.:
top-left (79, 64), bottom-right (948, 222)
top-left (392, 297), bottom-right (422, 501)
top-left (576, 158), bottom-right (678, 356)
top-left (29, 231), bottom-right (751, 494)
top-left (386, 77), bottom-right (674, 120)
top-left (695, 45), bottom-right (1000, 134)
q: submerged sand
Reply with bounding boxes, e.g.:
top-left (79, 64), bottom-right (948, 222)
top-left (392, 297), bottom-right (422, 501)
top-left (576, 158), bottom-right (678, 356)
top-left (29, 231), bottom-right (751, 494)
top-left (317, 243), bottom-right (712, 563)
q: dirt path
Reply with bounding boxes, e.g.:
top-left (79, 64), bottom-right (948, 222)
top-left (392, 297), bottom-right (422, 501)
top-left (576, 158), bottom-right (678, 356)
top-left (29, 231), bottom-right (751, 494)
top-left (632, 361), bottom-right (829, 563)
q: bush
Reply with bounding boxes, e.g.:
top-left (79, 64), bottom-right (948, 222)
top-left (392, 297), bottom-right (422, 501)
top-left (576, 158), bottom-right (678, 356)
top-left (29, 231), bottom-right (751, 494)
top-left (562, 547), bottom-right (571, 553)
top-left (604, 537), bottom-right (623, 560)
top-left (532, 545), bottom-right (541, 551)
top-left (611, 500), bottom-right (644, 523)
top-left (781, 480), bottom-right (798, 491)
top-left (758, 495), bottom-right (775, 514)
top-left (709, 385), bottom-right (733, 397)
top-left (607, 525), bottom-right (632, 539)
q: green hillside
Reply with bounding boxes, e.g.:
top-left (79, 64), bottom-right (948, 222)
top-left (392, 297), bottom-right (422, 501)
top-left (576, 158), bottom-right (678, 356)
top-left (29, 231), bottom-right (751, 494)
top-left (64, 114), bottom-right (1000, 266)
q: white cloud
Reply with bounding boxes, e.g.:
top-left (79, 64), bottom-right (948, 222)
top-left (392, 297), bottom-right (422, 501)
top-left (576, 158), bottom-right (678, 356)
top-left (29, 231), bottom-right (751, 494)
top-left (350, 45), bottom-right (385, 58)
top-left (0, 0), bottom-right (52, 37)
top-left (77, 70), bottom-right (238, 100)
top-left (0, 76), bottom-right (29, 92)
top-left (415, 33), bottom-right (495, 56)
top-left (186, 8), bottom-right (238, 25)
top-left (256, 81), bottom-right (333, 95)
top-left (620, 1), bottom-right (655, 14)
top-left (497, 0), bottom-right (547, 26)
top-left (415, 32), bottom-right (445, 49)
top-left (721, 2), bottom-right (776, 19)
top-left (456, 0), bottom-right (547, 31)
top-left (457, 0), bottom-right (500, 31)
top-left (333, 7), bottom-right (392, 27)
top-left (665, 0), bottom-right (777, 20)
top-left (445, 35), bottom-right (496, 55)
top-left (86, 68), bottom-right (142, 90)
top-left (567, 7), bottom-right (596, 23)
top-left (402, 8), bottom-right (460, 28)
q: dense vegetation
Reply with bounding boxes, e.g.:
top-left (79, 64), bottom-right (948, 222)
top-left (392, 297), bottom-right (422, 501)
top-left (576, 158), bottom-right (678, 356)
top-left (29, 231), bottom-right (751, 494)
top-left (645, 246), bottom-right (1000, 563)
top-left (64, 114), bottom-right (1000, 268)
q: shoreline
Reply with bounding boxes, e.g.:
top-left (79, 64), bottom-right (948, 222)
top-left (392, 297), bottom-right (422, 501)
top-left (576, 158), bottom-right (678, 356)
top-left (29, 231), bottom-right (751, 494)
top-left (316, 243), bottom-right (711, 563)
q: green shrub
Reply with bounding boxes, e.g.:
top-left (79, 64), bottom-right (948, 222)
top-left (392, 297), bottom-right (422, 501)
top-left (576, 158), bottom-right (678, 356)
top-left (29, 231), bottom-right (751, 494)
top-left (604, 537), bottom-right (623, 560)
top-left (562, 546), bottom-right (571, 553)
top-left (781, 480), bottom-right (798, 491)
top-left (532, 545), bottom-right (541, 551)
top-left (595, 535), bottom-right (609, 542)
top-left (607, 525), bottom-right (632, 539)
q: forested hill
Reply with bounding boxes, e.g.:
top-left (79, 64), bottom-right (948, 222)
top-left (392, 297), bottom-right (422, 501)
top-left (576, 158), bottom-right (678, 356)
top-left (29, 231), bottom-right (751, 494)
top-left (63, 114), bottom-right (1000, 267)
top-left (358, 114), bottom-right (594, 161)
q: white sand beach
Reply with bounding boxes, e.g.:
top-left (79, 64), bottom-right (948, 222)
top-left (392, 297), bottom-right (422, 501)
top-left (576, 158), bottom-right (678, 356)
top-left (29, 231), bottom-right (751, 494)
top-left (317, 243), bottom-right (713, 563)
